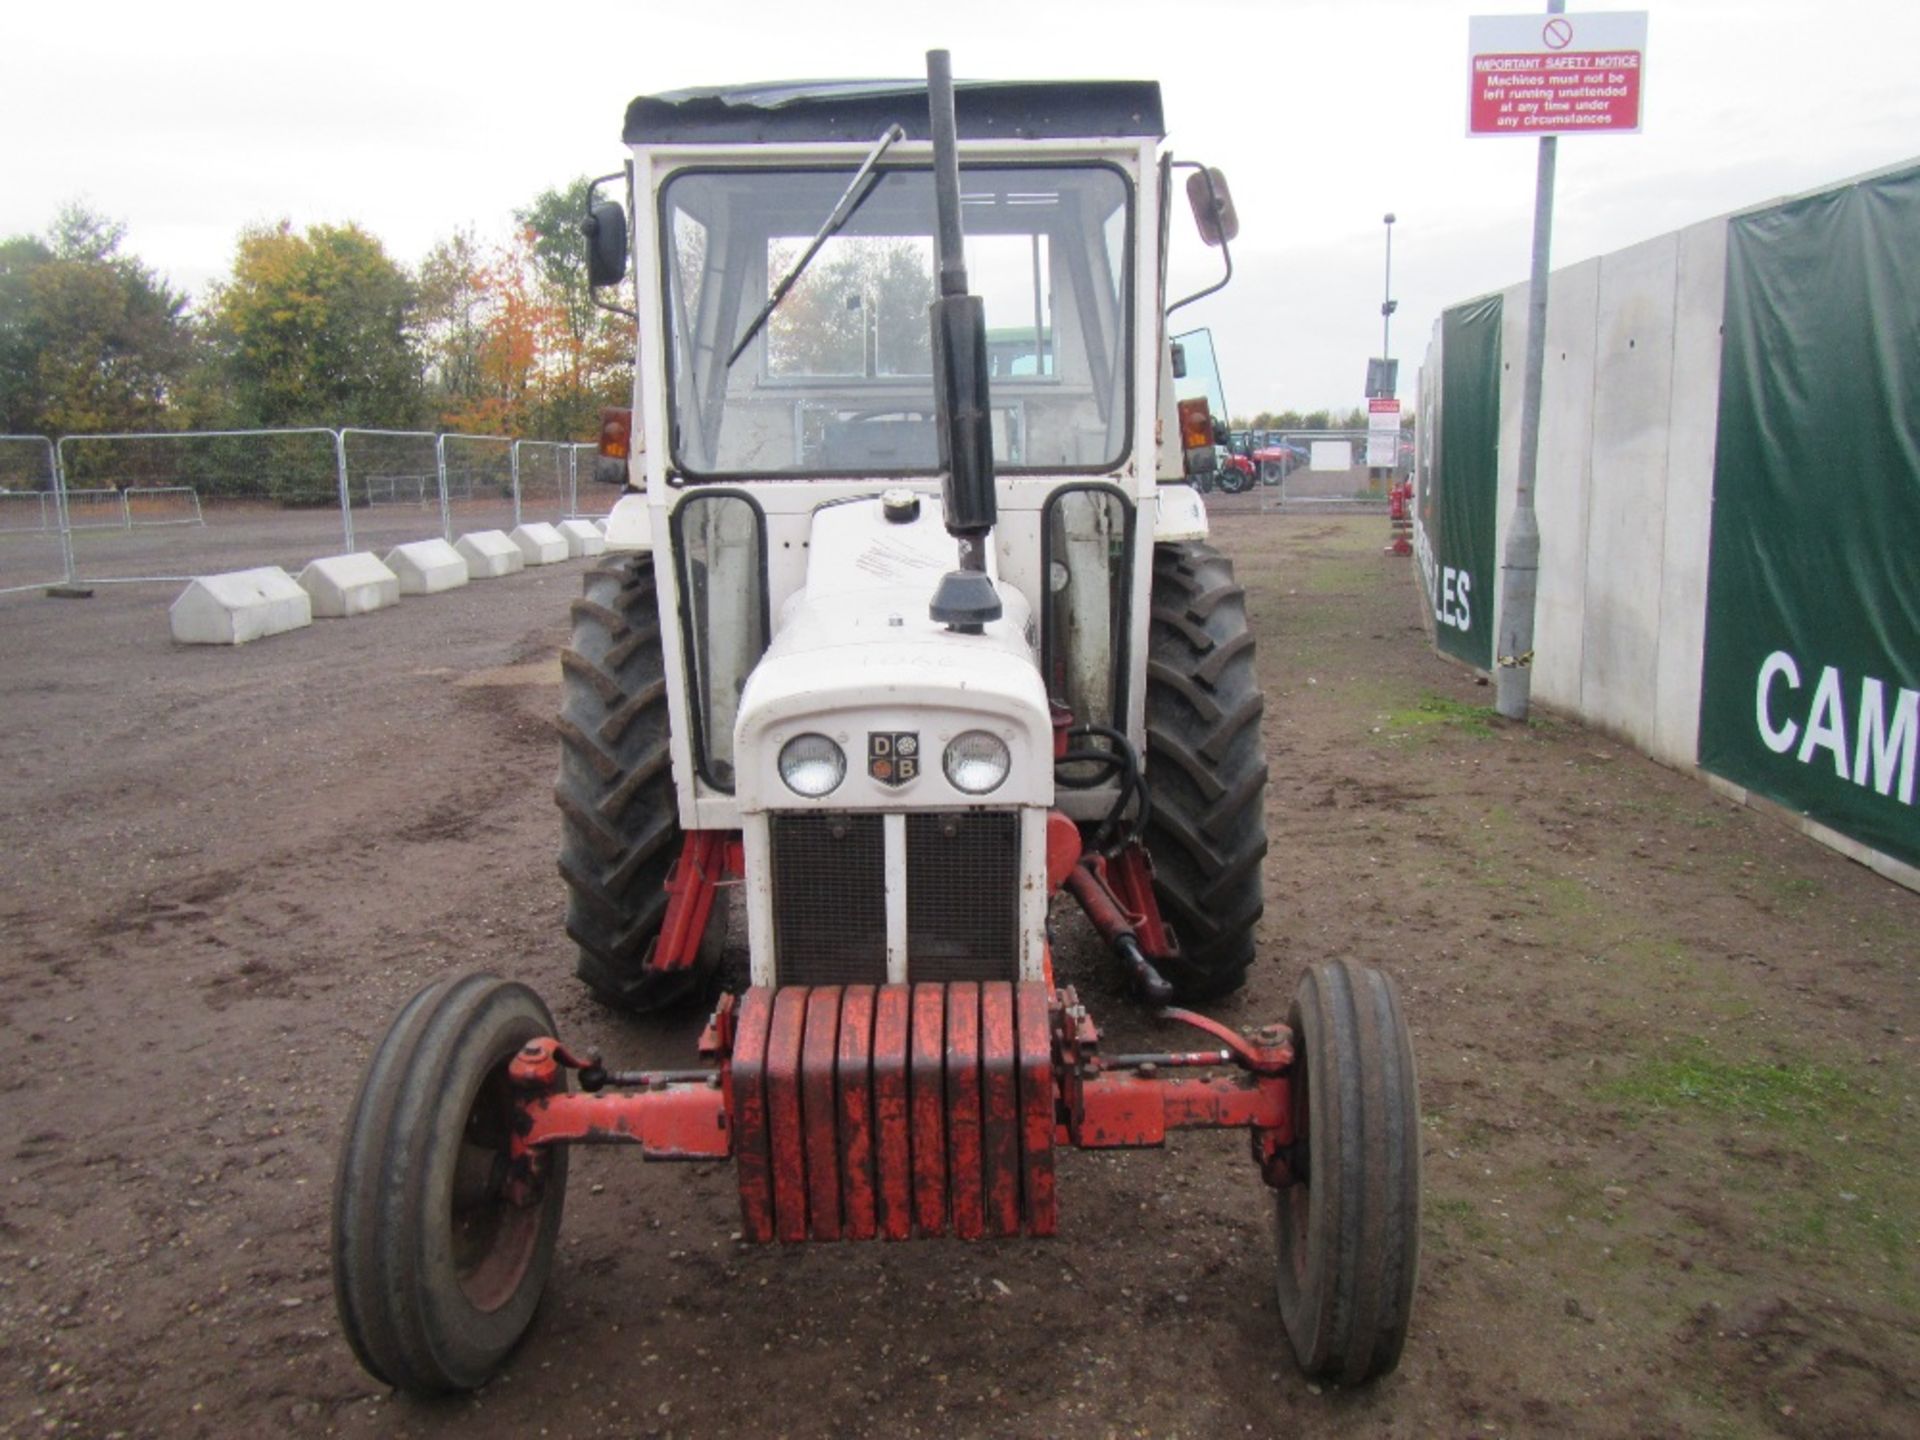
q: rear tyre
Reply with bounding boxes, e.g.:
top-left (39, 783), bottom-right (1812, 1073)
top-left (1274, 961), bottom-right (1421, 1385)
top-left (332, 974), bottom-right (569, 1394)
top-left (1141, 540), bottom-right (1268, 1001)
top-left (556, 554), bottom-right (716, 1011)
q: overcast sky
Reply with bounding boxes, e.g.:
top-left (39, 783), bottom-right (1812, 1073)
top-left (5, 0), bottom-right (1917, 415)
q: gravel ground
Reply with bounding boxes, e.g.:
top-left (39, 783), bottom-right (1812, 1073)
top-left (0, 509), bottom-right (1912, 1439)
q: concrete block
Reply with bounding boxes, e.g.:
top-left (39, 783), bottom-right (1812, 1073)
top-left (557, 519), bottom-right (606, 558)
top-left (170, 567), bottom-right (311, 646)
top-left (455, 530), bottom-right (525, 579)
top-left (1581, 231), bottom-right (1681, 753)
top-left (1651, 217), bottom-right (1730, 770)
top-left (384, 539), bottom-right (469, 595)
top-left (509, 522), bottom-right (569, 566)
top-left (298, 552), bottom-right (400, 618)
top-left (1531, 259), bottom-right (1602, 715)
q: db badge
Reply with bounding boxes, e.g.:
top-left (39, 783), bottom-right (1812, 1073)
top-left (868, 731), bottom-right (919, 787)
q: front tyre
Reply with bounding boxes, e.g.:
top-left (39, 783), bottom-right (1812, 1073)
top-left (332, 975), bottom-right (570, 1394)
top-left (1141, 540), bottom-right (1269, 1001)
top-left (1274, 961), bottom-right (1421, 1385)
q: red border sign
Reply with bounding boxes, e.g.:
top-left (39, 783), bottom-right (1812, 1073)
top-left (1468, 12), bottom-right (1649, 137)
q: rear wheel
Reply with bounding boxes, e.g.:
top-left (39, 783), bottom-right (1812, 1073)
top-left (1141, 540), bottom-right (1268, 1000)
top-left (1274, 960), bottom-right (1421, 1385)
top-left (555, 553), bottom-right (716, 1011)
top-left (332, 974), bottom-right (569, 1394)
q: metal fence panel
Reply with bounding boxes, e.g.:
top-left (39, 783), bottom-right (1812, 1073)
top-left (7, 425), bottom-right (598, 593)
top-left (339, 429), bottom-right (451, 557)
top-left (54, 429), bottom-right (349, 585)
top-left (564, 443), bottom-right (624, 520)
top-left (0, 436), bottom-right (68, 596)
top-left (513, 440), bottom-right (571, 528)
top-left (439, 434), bottom-right (517, 541)
top-left (1264, 429), bottom-right (1398, 509)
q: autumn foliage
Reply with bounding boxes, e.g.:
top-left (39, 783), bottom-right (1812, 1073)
top-left (1, 180), bottom-right (632, 443)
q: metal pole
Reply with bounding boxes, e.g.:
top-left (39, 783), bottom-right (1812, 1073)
top-left (50, 438), bottom-right (76, 586)
top-left (333, 429), bottom-right (356, 553)
top-left (1494, 0), bottom-right (1563, 721)
top-left (435, 434), bottom-right (453, 543)
top-left (1382, 212), bottom-right (1395, 361)
top-left (510, 441), bottom-right (523, 529)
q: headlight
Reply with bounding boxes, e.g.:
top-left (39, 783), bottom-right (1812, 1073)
top-left (778, 734), bottom-right (845, 797)
top-left (943, 730), bottom-right (1011, 794)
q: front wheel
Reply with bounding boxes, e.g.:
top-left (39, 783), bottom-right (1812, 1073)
top-left (1274, 960), bottom-right (1421, 1385)
top-left (332, 974), bottom-right (569, 1394)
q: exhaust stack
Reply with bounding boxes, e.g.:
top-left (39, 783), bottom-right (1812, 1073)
top-left (924, 48), bottom-right (1001, 634)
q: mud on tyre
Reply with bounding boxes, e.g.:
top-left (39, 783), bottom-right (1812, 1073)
top-left (1141, 539), bottom-right (1269, 1001)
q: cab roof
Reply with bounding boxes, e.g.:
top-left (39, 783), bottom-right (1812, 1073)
top-left (623, 79), bottom-right (1165, 146)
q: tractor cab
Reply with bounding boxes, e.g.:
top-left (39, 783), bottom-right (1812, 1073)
top-left (571, 72), bottom-right (1244, 1000)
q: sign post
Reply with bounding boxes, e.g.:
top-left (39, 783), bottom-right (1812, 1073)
top-left (1468, 6), bottom-right (1648, 721)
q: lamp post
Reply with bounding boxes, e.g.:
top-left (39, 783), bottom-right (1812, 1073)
top-left (1381, 211), bottom-right (1397, 363)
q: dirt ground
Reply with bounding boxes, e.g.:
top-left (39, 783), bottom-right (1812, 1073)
top-left (0, 510), bottom-right (1913, 1439)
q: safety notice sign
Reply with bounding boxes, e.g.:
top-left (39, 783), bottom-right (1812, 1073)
top-left (1468, 11), bottom-right (1648, 136)
top-left (1366, 398), bottom-right (1402, 468)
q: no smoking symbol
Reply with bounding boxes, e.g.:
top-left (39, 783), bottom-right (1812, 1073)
top-left (1543, 17), bottom-right (1574, 48)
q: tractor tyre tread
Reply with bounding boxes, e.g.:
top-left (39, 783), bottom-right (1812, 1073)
top-left (1273, 960), bottom-right (1421, 1385)
top-left (555, 554), bottom-right (713, 1012)
top-left (1141, 540), bottom-right (1268, 1002)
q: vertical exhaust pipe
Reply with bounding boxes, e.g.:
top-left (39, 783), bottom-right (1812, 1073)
top-left (924, 48), bottom-right (1002, 634)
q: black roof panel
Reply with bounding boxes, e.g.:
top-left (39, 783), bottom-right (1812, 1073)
top-left (623, 79), bottom-right (1164, 145)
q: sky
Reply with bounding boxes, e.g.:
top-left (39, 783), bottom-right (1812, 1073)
top-left (4, 0), bottom-right (1917, 416)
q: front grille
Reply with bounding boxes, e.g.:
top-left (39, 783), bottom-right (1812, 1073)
top-left (906, 811), bottom-right (1019, 982)
top-left (769, 813), bottom-right (886, 986)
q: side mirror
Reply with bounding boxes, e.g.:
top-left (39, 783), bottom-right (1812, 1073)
top-left (1186, 168), bottom-right (1239, 247)
top-left (582, 200), bottom-right (628, 288)
top-left (1170, 341), bottom-right (1187, 380)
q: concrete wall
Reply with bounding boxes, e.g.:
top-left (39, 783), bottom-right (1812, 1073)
top-left (1473, 219), bottom-right (1725, 771)
top-left (1422, 164), bottom-right (1918, 891)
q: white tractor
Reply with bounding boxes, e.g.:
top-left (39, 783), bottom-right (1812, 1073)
top-left (332, 53), bottom-right (1421, 1397)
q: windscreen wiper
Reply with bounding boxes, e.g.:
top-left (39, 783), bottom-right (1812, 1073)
top-left (726, 123), bottom-right (907, 368)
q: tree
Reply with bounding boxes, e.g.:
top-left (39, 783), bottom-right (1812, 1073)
top-left (0, 236), bottom-right (52, 435)
top-left (417, 182), bottom-right (640, 440)
top-left (515, 181), bottom-right (597, 362)
top-left (0, 205), bottom-right (197, 436)
top-left (431, 229), bottom-right (555, 437)
top-left (512, 180), bottom-right (634, 437)
top-left (416, 229), bottom-right (491, 417)
top-left (208, 221), bottom-right (422, 428)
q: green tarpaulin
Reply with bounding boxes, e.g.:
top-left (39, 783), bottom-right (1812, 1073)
top-left (1698, 165), bottom-right (1920, 868)
top-left (1422, 295), bottom-right (1501, 670)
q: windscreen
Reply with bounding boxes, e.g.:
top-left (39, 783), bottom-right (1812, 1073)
top-left (661, 164), bottom-right (1131, 478)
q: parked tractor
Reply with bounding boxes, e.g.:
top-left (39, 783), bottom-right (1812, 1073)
top-left (332, 53), bottom-right (1421, 1397)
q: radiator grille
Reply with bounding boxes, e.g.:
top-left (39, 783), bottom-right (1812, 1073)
top-left (906, 811), bottom-right (1020, 982)
top-left (769, 813), bottom-right (887, 986)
